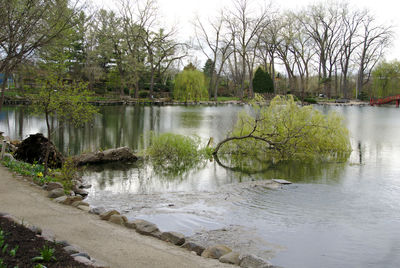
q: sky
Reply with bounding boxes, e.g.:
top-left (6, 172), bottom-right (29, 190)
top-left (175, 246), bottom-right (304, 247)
top-left (93, 0), bottom-right (400, 64)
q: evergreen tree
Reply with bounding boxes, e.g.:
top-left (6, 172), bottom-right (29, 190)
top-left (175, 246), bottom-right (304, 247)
top-left (253, 67), bottom-right (274, 93)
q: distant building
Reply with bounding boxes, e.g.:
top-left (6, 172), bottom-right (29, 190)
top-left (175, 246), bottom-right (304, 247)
top-left (0, 74), bottom-right (14, 88)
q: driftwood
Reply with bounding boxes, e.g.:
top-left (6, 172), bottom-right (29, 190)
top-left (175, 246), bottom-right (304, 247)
top-left (73, 147), bottom-right (138, 166)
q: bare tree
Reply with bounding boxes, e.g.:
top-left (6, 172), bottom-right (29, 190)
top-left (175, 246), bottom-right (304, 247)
top-left (225, 0), bottom-right (269, 99)
top-left (194, 11), bottom-right (233, 100)
top-left (355, 13), bottom-right (393, 98)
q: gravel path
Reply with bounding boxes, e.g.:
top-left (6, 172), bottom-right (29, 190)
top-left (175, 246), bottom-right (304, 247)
top-left (0, 166), bottom-right (231, 268)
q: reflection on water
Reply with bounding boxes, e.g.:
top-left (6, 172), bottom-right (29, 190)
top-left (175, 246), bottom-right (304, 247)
top-left (1, 104), bottom-right (400, 268)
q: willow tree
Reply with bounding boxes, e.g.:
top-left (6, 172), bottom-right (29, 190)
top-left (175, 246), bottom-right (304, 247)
top-left (213, 95), bottom-right (351, 169)
top-left (173, 69), bottom-right (208, 102)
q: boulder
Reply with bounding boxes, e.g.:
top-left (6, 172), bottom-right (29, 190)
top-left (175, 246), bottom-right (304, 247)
top-left (239, 254), bottom-right (273, 268)
top-left (108, 214), bottom-right (127, 225)
top-left (47, 188), bottom-right (65, 198)
top-left (133, 219), bottom-right (160, 236)
top-left (160, 232), bottom-right (185, 246)
top-left (77, 205), bottom-right (90, 212)
top-left (89, 207), bottom-right (106, 215)
top-left (73, 256), bottom-right (93, 266)
top-left (72, 252), bottom-right (91, 259)
top-left (63, 245), bottom-right (80, 255)
top-left (53, 195), bottom-right (83, 205)
top-left (47, 182), bottom-right (64, 191)
top-left (201, 245), bottom-right (232, 259)
top-left (72, 201), bottom-right (89, 207)
top-left (14, 133), bottom-right (63, 168)
top-left (99, 210), bottom-right (120, 221)
top-left (220, 252), bottom-right (240, 265)
top-left (181, 242), bottom-right (205, 256)
top-left (73, 147), bottom-right (137, 166)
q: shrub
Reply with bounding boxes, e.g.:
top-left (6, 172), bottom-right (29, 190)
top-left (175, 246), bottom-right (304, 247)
top-left (146, 132), bottom-right (211, 174)
top-left (304, 97), bottom-right (317, 104)
top-left (139, 90), bottom-right (149, 98)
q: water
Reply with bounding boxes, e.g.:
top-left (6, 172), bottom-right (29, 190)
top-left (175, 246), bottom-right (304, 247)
top-left (1, 104), bottom-right (400, 268)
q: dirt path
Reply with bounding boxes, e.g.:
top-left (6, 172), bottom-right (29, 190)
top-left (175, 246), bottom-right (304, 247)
top-left (0, 166), bottom-right (231, 268)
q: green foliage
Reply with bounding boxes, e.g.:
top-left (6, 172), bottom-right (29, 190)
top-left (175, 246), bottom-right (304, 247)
top-left (145, 132), bottom-right (210, 174)
top-left (216, 95), bottom-right (351, 167)
top-left (139, 90), bottom-right (150, 98)
top-left (2, 158), bottom-right (55, 185)
top-left (32, 245), bottom-right (56, 262)
top-left (253, 67), bottom-right (274, 94)
top-left (30, 74), bottom-right (98, 127)
top-left (1, 158), bottom-right (76, 190)
top-left (303, 97), bottom-right (317, 104)
top-left (9, 245), bottom-right (18, 257)
top-left (372, 60), bottom-right (400, 97)
top-left (173, 70), bottom-right (208, 102)
top-left (203, 59), bottom-right (215, 79)
top-left (53, 157), bottom-right (77, 191)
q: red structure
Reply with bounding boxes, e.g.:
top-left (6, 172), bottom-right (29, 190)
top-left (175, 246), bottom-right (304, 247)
top-left (370, 95), bottom-right (400, 107)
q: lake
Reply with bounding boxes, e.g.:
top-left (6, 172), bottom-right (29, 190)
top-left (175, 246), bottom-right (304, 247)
top-left (1, 104), bottom-right (399, 268)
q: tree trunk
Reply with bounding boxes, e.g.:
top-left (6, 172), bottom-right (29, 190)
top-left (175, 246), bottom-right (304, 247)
top-left (0, 71), bottom-right (9, 113)
top-left (44, 111), bottom-right (51, 177)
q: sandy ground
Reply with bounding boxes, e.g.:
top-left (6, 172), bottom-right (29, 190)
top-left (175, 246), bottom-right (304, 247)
top-left (0, 166), bottom-right (232, 268)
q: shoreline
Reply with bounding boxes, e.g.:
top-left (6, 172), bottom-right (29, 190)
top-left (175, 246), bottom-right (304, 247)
top-left (2, 98), bottom-right (371, 107)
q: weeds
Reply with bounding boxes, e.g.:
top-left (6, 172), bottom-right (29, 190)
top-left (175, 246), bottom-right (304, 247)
top-left (32, 245), bottom-right (56, 262)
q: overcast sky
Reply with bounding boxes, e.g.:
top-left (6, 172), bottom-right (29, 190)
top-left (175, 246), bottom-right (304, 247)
top-left (93, 0), bottom-right (400, 63)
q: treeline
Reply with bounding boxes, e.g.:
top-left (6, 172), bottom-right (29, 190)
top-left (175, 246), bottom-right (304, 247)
top-left (0, 0), bottom-right (395, 102)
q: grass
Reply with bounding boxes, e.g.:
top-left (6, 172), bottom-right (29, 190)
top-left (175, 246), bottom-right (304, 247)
top-left (216, 96), bottom-right (241, 102)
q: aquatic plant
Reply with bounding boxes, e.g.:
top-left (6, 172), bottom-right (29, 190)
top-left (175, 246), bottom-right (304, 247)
top-left (145, 132), bottom-right (211, 175)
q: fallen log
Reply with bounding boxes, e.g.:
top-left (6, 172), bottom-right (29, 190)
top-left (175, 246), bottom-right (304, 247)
top-left (73, 147), bottom-right (138, 166)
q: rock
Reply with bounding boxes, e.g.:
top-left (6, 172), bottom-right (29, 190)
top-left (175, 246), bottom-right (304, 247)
top-left (125, 220), bottom-right (136, 229)
top-left (63, 245), bottom-right (80, 255)
top-left (47, 188), bottom-right (65, 198)
top-left (72, 252), bottom-right (91, 259)
top-left (201, 245), bottom-right (232, 259)
top-left (3, 153), bottom-right (15, 161)
top-left (91, 259), bottom-right (111, 268)
top-left (73, 147), bottom-right (137, 166)
top-left (79, 184), bottom-right (92, 189)
top-left (73, 256), bottom-right (93, 266)
top-left (56, 240), bottom-right (70, 247)
top-left (220, 252), bottom-right (240, 265)
top-left (2, 214), bottom-right (19, 224)
top-left (47, 182), bottom-right (64, 191)
top-left (272, 179), bottom-right (292, 185)
top-left (108, 214), bottom-right (127, 225)
top-left (28, 225), bottom-right (42, 235)
top-left (99, 210), bottom-right (120, 221)
top-left (89, 207), bottom-right (106, 215)
top-left (133, 219), bottom-right (160, 236)
top-left (78, 205), bottom-right (90, 212)
top-left (72, 201), bottom-right (89, 207)
top-left (41, 229), bottom-right (55, 242)
top-left (181, 242), bottom-right (205, 256)
top-left (161, 232), bottom-right (185, 246)
top-left (53, 196), bottom-right (68, 204)
top-left (73, 186), bottom-right (89, 198)
top-left (14, 133), bottom-right (63, 168)
top-left (239, 254), bottom-right (273, 268)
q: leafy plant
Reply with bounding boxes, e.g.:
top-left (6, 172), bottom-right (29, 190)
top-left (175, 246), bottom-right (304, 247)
top-left (145, 132), bottom-right (210, 175)
top-left (32, 245), bottom-right (56, 262)
top-left (9, 245), bottom-right (18, 257)
top-left (0, 258), bottom-right (6, 268)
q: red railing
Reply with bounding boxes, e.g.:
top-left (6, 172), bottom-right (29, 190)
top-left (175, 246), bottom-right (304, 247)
top-left (370, 94), bottom-right (400, 107)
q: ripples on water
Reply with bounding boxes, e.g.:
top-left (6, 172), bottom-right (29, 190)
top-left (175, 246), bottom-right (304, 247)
top-left (1, 104), bottom-right (400, 268)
